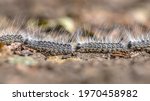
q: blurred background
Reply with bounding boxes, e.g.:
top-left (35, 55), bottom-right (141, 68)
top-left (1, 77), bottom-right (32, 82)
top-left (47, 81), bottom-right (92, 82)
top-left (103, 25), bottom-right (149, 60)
top-left (1, 0), bottom-right (150, 84)
top-left (0, 0), bottom-right (150, 31)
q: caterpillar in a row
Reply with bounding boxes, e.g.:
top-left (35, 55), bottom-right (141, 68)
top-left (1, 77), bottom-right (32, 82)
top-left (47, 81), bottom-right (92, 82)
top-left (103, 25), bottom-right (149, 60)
top-left (0, 24), bottom-right (150, 56)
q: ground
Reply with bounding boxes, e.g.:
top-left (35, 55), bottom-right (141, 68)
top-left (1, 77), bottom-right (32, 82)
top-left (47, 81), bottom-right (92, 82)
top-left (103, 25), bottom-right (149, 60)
top-left (0, 46), bottom-right (150, 83)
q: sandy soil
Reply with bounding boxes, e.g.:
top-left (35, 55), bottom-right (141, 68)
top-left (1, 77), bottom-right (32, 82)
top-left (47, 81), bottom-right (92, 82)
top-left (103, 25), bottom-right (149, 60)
top-left (0, 46), bottom-right (150, 84)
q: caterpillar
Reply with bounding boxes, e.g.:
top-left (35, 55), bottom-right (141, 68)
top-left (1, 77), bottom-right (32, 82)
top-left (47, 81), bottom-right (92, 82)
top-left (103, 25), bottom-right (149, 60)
top-left (0, 27), bottom-right (74, 56)
top-left (125, 24), bottom-right (150, 52)
top-left (23, 39), bottom-right (73, 55)
top-left (73, 25), bottom-right (129, 54)
top-left (75, 42), bottom-right (126, 53)
top-left (0, 34), bottom-right (24, 45)
top-left (0, 23), bottom-right (150, 57)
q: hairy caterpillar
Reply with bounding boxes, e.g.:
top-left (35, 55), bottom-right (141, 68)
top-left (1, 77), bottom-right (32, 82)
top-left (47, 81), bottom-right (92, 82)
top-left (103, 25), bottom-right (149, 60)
top-left (73, 25), bottom-right (128, 54)
top-left (0, 26), bottom-right (74, 56)
top-left (76, 42), bottom-right (126, 53)
top-left (0, 34), bottom-right (24, 44)
top-left (24, 39), bottom-right (73, 55)
top-left (125, 24), bottom-right (150, 52)
top-left (0, 23), bottom-right (150, 57)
